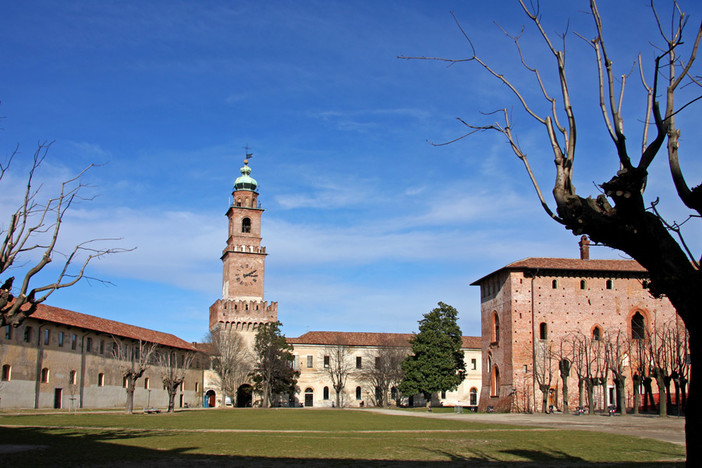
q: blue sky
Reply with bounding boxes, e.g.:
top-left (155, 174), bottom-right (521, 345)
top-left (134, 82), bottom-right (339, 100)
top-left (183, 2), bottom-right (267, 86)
top-left (2, 0), bottom-right (701, 342)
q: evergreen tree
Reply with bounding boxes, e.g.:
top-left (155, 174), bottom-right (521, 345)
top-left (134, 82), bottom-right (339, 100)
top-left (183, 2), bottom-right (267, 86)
top-left (251, 321), bottom-right (299, 407)
top-left (399, 302), bottom-right (466, 401)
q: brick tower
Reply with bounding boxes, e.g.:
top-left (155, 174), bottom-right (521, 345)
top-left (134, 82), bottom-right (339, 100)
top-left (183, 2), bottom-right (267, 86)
top-left (209, 154), bottom-right (278, 335)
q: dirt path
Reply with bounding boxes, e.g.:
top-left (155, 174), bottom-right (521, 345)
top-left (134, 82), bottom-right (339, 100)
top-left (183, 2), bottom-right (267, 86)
top-left (367, 409), bottom-right (686, 445)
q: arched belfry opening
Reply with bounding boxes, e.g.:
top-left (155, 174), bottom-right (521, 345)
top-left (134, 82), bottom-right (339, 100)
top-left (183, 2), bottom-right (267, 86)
top-left (242, 217), bottom-right (251, 233)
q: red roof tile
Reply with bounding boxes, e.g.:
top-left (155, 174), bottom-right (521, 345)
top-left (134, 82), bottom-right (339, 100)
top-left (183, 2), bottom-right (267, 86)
top-left (29, 303), bottom-right (197, 351)
top-left (287, 331), bottom-right (480, 350)
top-left (471, 257), bottom-right (647, 285)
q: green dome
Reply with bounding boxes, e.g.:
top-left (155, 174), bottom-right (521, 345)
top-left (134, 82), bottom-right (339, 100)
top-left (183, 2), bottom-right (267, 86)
top-left (234, 160), bottom-right (258, 191)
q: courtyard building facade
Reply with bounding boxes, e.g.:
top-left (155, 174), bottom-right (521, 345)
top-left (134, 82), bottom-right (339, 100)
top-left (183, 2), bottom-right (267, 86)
top-left (472, 236), bottom-right (684, 413)
top-left (0, 304), bottom-right (204, 410)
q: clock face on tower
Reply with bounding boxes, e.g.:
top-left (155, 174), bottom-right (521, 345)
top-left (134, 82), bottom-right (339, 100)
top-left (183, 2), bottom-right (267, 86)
top-left (234, 262), bottom-right (259, 286)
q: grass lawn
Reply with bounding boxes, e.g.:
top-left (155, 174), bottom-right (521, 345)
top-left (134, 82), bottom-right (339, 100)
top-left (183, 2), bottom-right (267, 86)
top-left (0, 409), bottom-right (685, 466)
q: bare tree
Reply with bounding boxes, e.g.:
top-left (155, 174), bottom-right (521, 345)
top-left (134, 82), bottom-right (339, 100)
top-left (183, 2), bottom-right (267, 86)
top-left (402, 1), bottom-right (701, 461)
top-left (553, 336), bottom-right (575, 414)
top-left (360, 344), bottom-right (409, 407)
top-left (158, 349), bottom-right (195, 412)
top-left (324, 342), bottom-right (353, 408)
top-left (112, 338), bottom-right (157, 414)
top-left (604, 329), bottom-right (629, 414)
top-left (0, 143), bottom-right (129, 327)
top-left (205, 327), bottom-right (253, 407)
top-left (533, 338), bottom-right (555, 413)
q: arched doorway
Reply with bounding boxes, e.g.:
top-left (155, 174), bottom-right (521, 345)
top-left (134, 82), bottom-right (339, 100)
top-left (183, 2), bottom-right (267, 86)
top-left (237, 384), bottom-right (253, 407)
top-left (304, 388), bottom-right (314, 407)
top-left (205, 390), bottom-right (216, 408)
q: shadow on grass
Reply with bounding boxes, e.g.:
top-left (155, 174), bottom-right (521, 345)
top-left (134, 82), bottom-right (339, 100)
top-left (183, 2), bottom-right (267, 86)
top-left (0, 426), bottom-right (684, 467)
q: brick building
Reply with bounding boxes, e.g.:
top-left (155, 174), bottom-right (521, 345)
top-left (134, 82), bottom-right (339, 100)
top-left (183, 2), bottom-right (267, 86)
top-left (471, 236), bottom-right (681, 413)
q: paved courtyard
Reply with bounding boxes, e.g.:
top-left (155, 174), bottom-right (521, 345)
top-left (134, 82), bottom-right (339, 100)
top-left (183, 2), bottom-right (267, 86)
top-left (369, 409), bottom-right (686, 445)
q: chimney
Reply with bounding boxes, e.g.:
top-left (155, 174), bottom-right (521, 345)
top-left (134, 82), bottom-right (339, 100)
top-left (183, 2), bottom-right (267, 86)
top-left (579, 235), bottom-right (590, 260)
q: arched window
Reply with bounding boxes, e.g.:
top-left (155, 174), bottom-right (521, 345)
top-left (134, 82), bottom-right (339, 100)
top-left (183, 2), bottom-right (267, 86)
top-left (41, 368), bottom-right (50, 383)
top-left (580, 279), bottom-right (587, 290)
top-left (241, 218), bottom-right (251, 233)
top-left (492, 312), bottom-right (500, 344)
top-left (323, 386), bottom-right (330, 400)
top-left (356, 386), bottom-right (362, 400)
top-left (1, 364), bottom-right (10, 381)
top-left (144, 377), bottom-right (150, 389)
top-left (539, 322), bottom-right (548, 340)
top-left (69, 370), bottom-right (77, 385)
top-left (490, 366), bottom-right (500, 397)
top-left (469, 388), bottom-right (478, 406)
top-left (632, 311), bottom-right (646, 340)
top-left (606, 279), bottom-right (613, 290)
top-left (592, 326), bottom-right (601, 341)
top-left (551, 279), bottom-right (558, 289)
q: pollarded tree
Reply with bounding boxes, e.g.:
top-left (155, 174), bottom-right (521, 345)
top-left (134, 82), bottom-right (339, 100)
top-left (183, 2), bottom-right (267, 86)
top-left (158, 349), bottom-right (194, 413)
top-left (399, 302), bottom-right (465, 404)
top-left (324, 342), bottom-right (353, 408)
top-left (0, 143), bottom-right (128, 327)
top-left (112, 338), bottom-right (158, 414)
top-left (403, 1), bottom-right (701, 463)
top-left (361, 342), bottom-right (409, 407)
top-left (251, 321), bottom-right (298, 408)
top-left (205, 327), bottom-right (253, 407)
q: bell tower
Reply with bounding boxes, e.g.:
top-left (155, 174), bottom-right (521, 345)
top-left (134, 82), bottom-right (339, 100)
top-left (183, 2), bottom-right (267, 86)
top-left (209, 154), bottom-right (278, 331)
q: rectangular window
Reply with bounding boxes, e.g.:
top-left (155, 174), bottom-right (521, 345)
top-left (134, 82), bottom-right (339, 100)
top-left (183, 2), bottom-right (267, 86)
top-left (24, 326), bottom-right (33, 343)
top-left (71, 334), bottom-right (77, 350)
top-left (98, 373), bottom-right (104, 387)
top-left (69, 370), bottom-right (77, 385)
top-left (471, 359), bottom-right (477, 370)
top-left (43, 329), bottom-right (50, 346)
top-left (100, 340), bottom-right (104, 354)
top-left (356, 356), bottom-right (362, 369)
top-left (86, 337), bottom-right (92, 353)
top-left (4, 325), bottom-right (11, 340)
top-left (58, 331), bottom-right (64, 347)
top-left (195, 382), bottom-right (199, 393)
top-left (306, 355), bottom-right (313, 368)
top-left (144, 377), bottom-right (150, 389)
top-left (324, 356), bottom-right (330, 368)
top-left (40, 368), bottom-right (49, 383)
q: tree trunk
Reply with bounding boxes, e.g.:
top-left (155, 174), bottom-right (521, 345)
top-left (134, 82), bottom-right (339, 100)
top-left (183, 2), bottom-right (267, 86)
top-left (539, 384), bottom-right (549, 413)
top-left (680, 377), bottom-right (688, 416)
top-left (633, 374), bottom-right (641, 415)
top-left (125, 386), bottom-right (135, 414)
top-left (615, 376), bottom-right (626, 415)
top-left (643, 377), bottom-right (655, 412)
top-left (586, 380), bottom-right (595, 415)
top-left (664, 375), bottom-right (673, 415)
top-left (561, 377), bottom-right (569, 414)
top-left (578, 378), bottom-right (585, 412)
top-left (167, 388), bottom-right (176, 413)
top-left (686, 333), bottom-right (700, 467)
top-left (335, 386), bottom-right (342, 408)
top-left (655, 372), bottom-right (668, 417)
